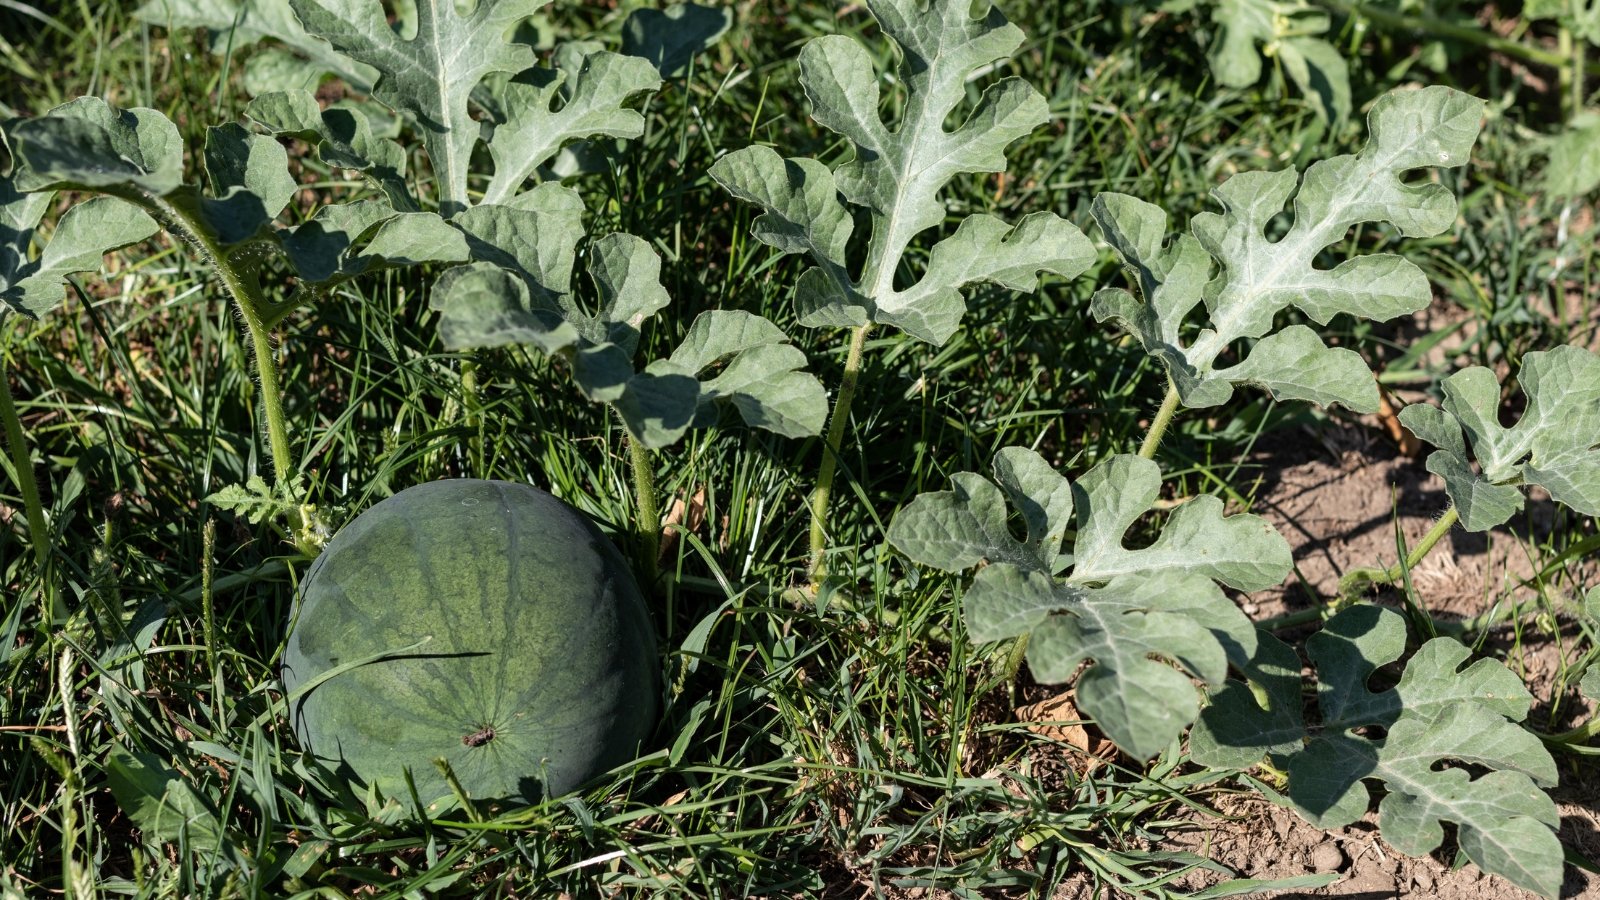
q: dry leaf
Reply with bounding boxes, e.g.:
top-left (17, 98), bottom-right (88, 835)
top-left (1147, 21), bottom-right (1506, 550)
top-left (1014, 691), bottom-right (1091, 751)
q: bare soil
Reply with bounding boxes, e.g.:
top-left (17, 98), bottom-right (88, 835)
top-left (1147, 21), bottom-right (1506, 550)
top-left (1140, 420), bottom-right (1600, 899)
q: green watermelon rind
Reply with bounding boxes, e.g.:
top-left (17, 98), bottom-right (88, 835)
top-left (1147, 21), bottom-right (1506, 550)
top-left (282, 479), bottom-right (658, 808)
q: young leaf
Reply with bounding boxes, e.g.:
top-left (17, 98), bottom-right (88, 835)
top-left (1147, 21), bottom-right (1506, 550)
top-left (1192, 606), bottom-right (1562, 898)
top-left (288, 0), bottom-right (543, 214)
top-left (1092, 86), bottom-right (1484, 413)
top-left (1, 179), bottom-right (159, 320)
top-left (430, 238), bottom-right (826, 448)
top-left (1397, 345), bottom-right (1600, 531)
top-left (207, 475), bottom-right (299, 526)
top-left (479, 45), bottom-right (661, 206)
top-left (710, 0), bottom-right (1095, 345)
top-left (887, 448), bottom-right (1290, 758)
top-left (134, 0), bottom-right (375, 93)
top-left (1206, 0), bottom-right (1350, 123)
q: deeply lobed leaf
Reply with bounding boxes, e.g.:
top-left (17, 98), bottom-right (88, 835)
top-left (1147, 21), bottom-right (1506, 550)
top-left (480, 44), bottom-right (662, 206)
top-left (711, 0), bottom-right (1095, 345)
top-left (1398, 344), bottom-right (1600, 530)
top-left (288, 0), bottom-right (545, 215)
top-left (1192, 606), bottom-right (1562, 898)
top-left (888, 448), bottom-right (1289, 758)
top-left (1092, 86), bottom-right (1485, 413)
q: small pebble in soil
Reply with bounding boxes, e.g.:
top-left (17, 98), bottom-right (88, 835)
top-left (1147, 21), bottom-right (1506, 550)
top-left (1308, 842), bottom-right (1345, 873)
top-left (1412, 869), bottom-right (1435, 892)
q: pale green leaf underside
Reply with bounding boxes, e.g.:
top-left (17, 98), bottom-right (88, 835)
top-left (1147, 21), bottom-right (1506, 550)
top-left (711, 0), bottom-right (1093, 345)
top-left (887, 449), bottom-right (1287, 758)
top-left (1397, 345), bottom-right (1600, 531)
top-left (1, 180), bottom-right (159, 320)
top-left (1192, 606), bottom-right (1561, 899)
top-left (288, 0), bottom-right (543, 214)
top-left (1092, 86), bottom-right (1485, 413)
top-left (7, 97), bottom-right (186, 196)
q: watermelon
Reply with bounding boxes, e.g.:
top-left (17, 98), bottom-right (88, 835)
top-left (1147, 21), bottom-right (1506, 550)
top-left (282, 479), bottom-right (658, 807)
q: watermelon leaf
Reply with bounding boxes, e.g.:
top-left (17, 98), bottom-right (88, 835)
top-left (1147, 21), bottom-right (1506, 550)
top-left (1206, 0), bottom-right (1350, 123)
top-left (1, 177), bottom-right (159, 321)
top-left (1091, 86), bottom-right (1484, 413)
top-left (246, 90), bottom-right (415, 211)
top-left (1397, 345), bottom-right (1600, 530)
top-left (621, 3), bottom-right (733, 76)
top-left (887, 448), bottom-right (1289, 758)
top-left (6, 98), bottom-right (297, 249)
top-left (480, 45), bottom-right (661, 206)
top-left (106, 746), bottom-right (227, 854)
top-left (133, 0), bottom-right (375, 93)
top-left (286, 0), bottom-right (544, 215)
top-left (1192, 606), bottom-right (1562, 898)
top-left (430, 236), bottom-right (826, 448)
top-left (710, 0), bottom-right (1095, 345)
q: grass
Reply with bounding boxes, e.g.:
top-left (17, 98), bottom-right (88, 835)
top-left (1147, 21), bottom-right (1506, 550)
top-left (2, 0), bottom-right (1598, 897)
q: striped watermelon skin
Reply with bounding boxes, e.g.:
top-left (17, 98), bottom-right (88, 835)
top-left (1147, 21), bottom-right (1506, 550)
top-left (282, 479), bottom-right (658, 807)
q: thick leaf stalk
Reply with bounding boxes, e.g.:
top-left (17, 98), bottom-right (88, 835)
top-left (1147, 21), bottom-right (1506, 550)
top-left (144, 194), bottom-right (298, 491)
top-left (809, 323), bottom-right (871, 577)
top-left (624, 421), bottom-right (662, 586)
top-left (711, 0), bottom-right (1096, 580)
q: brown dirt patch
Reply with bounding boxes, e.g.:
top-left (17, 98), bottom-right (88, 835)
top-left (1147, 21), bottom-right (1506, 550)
top-left (1126, 419), bottom-right (1600, 898)
top-left (1151, 784), bottom-right (1600, 899)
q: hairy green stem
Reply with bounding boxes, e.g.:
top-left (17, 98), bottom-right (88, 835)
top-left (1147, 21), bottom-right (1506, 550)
top-left (1337, 504), bottom-right (1460, 597)
top-left (1322, 0), bottom-right (1600, 74)
top-left (0, 355), bottom-right (67, 626)
top-left (1259, 586), bottom-right (1522, 634)
top-left (141, 194), bottom-right (296, 485)
top-left (1561, 23), bottom-right (1589, 124)
top-left (1138, 382), bottom-right (1182, 460)
top-left (623, 421), bottom-right (661, 587)
top-left (809, 323), bottom-right (873, 581)
top-left (1261, 504), bottom-right (1466, 632)
top-left (1542, 713), bottom-right (1600, 747)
